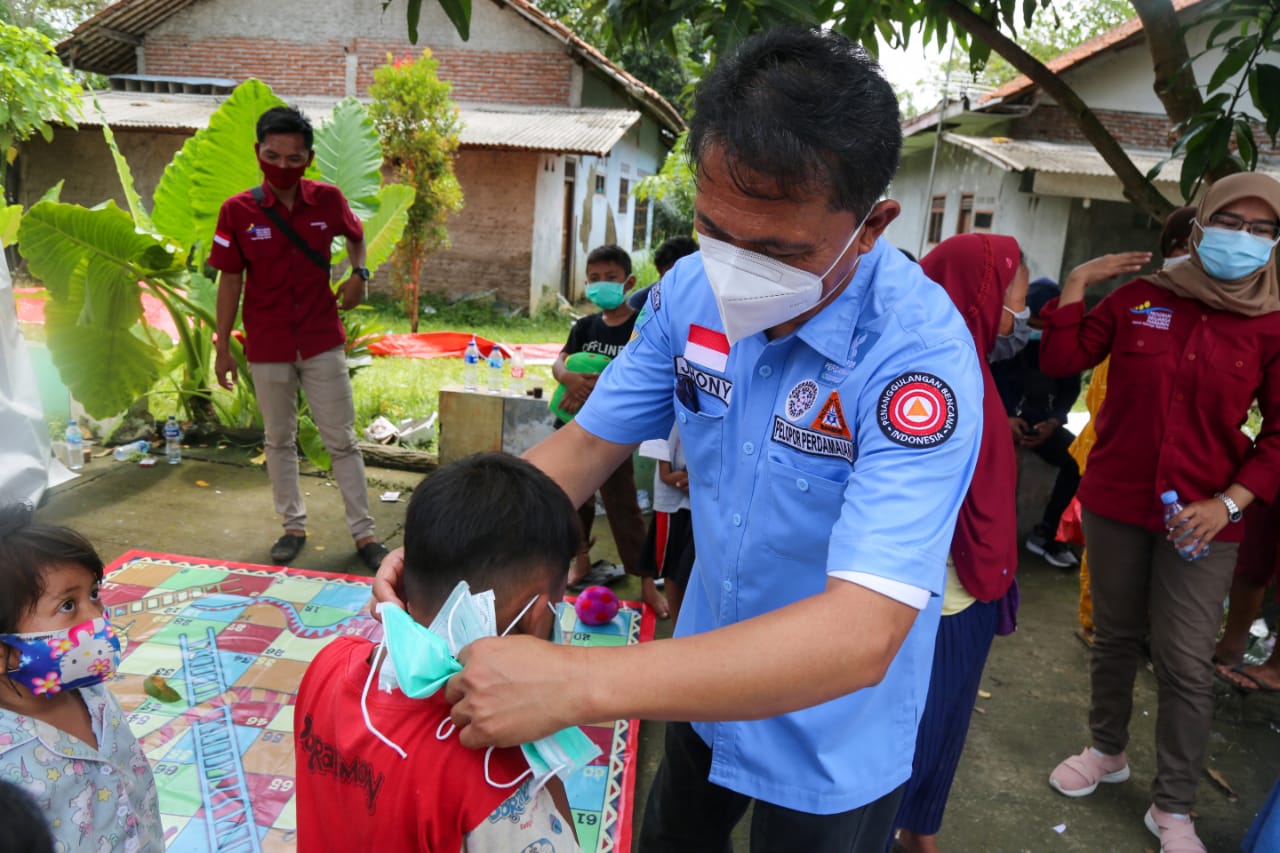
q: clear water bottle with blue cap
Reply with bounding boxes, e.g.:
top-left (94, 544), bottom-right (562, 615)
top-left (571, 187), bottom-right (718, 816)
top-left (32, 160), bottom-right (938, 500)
top-left (65, 421), bottom-right (84, 470)
top-left (463, 336), bottom-right (481, 390)
top-left (1161, 490), bottom-right (1208, 561)
top-left (164, 415), bottom-right (182, 464)
top-left (487, 345), bottom-right (504, 394)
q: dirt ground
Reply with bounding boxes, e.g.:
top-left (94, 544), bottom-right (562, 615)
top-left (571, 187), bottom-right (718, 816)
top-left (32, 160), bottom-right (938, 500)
top-left (33, 445), bottom-right (1280, 852)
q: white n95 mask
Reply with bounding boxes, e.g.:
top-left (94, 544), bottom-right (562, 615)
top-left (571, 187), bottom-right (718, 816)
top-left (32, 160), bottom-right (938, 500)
top-left (699, 212), bottom-right (870, 344)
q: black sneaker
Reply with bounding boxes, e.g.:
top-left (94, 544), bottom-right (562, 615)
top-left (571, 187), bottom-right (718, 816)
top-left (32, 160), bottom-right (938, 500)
top-left (1026, 532), bottom-right (1077, 568)
top-left (270, 533), bottom-right (306, 564)
top-left (357, 541), bottom-right (390, 572)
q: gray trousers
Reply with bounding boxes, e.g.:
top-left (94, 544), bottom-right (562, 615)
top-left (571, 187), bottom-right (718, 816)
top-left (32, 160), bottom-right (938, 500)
top-left (1082, 509), bottom-right (1237, 813)
top-left (249, 346), bottom-right (374, 541)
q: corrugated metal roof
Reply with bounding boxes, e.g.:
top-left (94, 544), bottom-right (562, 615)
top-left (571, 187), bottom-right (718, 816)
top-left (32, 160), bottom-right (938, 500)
top-left (945, 133), bottom-right (1280, 185)
top-left (75, 92), bottom-right (641, 156)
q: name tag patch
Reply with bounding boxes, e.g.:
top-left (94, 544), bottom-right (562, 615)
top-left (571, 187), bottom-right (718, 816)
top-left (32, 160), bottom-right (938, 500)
top-left (772, 416), bottom-right (855, 462)
top-left (877, 372), bottom-right (957, 448)
top-left (246, 223), bottom-right (273, 242)
top-left (1129, 301), bottom-right (1172, 330)
top-left (674, 357), bottom-right (732, 406)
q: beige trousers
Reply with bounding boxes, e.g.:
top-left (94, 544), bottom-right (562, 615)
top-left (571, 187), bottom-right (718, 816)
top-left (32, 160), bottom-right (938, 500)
top-left (249, 346), bottom-right (374, 540)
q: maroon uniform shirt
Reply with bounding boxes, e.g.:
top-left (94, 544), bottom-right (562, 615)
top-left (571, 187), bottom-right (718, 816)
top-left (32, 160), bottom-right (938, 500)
top-left (1039, 278), bottom-right (1280, 541)
top-left (208, 180), bottom-right (362, 363)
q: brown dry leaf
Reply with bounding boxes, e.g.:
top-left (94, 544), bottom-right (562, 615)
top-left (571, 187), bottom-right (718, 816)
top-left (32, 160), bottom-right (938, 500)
top-left (195, 480), bottom-right (209, 487)
top-left (977, 689), bottom-right (992, 699)
top-left (1204, 767), bottom-right (1239, 802)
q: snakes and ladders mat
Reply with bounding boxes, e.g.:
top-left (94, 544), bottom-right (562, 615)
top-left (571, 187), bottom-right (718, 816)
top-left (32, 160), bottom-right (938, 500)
top-left (100, 550), bottom-right (655, 852)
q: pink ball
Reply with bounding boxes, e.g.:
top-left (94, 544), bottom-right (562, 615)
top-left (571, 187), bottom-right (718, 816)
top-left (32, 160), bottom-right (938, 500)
top-left (574, 585), bottom-right (619, 625)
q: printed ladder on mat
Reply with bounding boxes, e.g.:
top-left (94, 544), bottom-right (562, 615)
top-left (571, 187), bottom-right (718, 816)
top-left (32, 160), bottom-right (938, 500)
top-left (100, 551), bottom-right (653, 852)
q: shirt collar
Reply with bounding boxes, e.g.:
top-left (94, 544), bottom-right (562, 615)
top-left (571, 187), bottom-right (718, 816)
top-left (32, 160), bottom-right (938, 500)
top-left (259, 178), bottom-right (317, 208)
top-left (795, 237), bottom-right (884, 363)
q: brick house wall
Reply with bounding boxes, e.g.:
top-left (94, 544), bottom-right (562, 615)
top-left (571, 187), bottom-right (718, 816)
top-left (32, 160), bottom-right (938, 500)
top-left (1008, 105), bottom-right (1175, 149)
top-left (144, 34), bottom-right (574, 103)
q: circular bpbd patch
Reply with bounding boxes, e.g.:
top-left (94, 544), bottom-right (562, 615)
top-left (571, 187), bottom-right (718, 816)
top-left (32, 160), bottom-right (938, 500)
top-left (785, 379), bottom-right (819, 421)
top-left (877, 372), bottom-right (957, 447)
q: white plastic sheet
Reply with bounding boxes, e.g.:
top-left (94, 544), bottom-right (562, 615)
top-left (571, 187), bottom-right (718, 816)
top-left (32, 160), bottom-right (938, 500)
top-left (0, 250), bottom-right (56, 505)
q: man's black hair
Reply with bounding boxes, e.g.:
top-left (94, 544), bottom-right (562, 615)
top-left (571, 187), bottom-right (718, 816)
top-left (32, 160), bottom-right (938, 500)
top-left (654, 236), bottom-right (699, 274)
top-left (0, 508), bottom-right (105, 634)
top-left (0, 781), bottom-right (53, 853)
top-left (402, 453), bottom-right (580, 608)
top-left (256, 105), bottom-right (314, 150)
top-left (689, 27), bottom-right (902, 216)
top-left (586, 244), bottom-right (632, 278)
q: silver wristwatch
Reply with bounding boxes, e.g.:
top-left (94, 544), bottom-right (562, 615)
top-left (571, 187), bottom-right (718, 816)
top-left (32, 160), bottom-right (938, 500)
top-left (1215, 492), bottom-right (1243, 523)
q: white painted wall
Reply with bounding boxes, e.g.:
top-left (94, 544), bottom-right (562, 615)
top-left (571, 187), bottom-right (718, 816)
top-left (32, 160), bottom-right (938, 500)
top-left (530, 153), bottom-right (566, 308)
top-left (886, 143), bottom-right (1071, 281)
top-left (152, 0), bottom-right (558, 52)
top-left (1061, 15), bottom-right (1260, 116)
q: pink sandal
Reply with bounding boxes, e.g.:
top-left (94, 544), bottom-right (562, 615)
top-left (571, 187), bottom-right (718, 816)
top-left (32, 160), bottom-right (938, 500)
top-left (1144, 805), bottom-right (1206, 853)
top-left (1049, 747), bottom-right (1129, 797)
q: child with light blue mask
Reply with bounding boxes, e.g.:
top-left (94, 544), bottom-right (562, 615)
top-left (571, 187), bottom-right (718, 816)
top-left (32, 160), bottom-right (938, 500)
top-left (294, 453), bottom-right (588, 853)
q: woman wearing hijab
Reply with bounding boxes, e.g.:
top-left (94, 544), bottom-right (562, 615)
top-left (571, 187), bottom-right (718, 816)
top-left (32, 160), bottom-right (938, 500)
top-left (889, 233), bottom-right (1027, 853)
top-left (1041, 173), bottom-right (1280, 852)
top-left (1069, 206), bottom-right (1197, 644)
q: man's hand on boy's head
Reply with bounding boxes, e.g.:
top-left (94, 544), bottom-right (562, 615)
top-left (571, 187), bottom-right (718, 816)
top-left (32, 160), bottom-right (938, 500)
top-left (370, 546), bottom-right (408, 618)
top-left (445, 636), bottom-right (586, 749)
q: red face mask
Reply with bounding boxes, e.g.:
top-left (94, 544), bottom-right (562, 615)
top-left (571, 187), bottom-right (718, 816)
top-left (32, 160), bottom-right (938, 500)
top-left (258, 157), bottom-right (308, 191)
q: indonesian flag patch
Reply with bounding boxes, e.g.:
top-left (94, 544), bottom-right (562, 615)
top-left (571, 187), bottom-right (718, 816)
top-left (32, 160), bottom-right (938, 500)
top-left (213, 230), bottom-right (232, 248)
top-left (877, 372), bottom-right (957, 448)
top-left (685, 324), bottom-right (730, 373)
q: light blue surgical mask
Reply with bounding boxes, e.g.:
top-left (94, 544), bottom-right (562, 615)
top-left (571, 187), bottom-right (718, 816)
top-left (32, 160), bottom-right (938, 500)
top-left (1028, 328), bottom-right (1043, 341)
top-left (427, 580), bottom-right (498, 656)
top-left (586, 280), bottom-right (626, 309)
top-left (1196, 225), bottom-right (1278, 281)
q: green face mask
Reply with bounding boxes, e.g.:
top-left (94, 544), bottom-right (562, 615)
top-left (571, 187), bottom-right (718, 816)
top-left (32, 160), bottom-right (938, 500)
top-left (586, 280), bottom-right (626, 309)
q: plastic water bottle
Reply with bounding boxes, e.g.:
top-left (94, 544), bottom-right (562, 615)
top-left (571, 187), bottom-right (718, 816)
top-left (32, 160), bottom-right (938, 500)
top-left (112, 441), bottom-right (150, 462)
top-left (510, 345), bottom-right (526, 396)
top-left (1161, 490), bottom-right (1208, 561)
top-left (65, 421), bottom-right (84, 471)
top-left (164, 416), bottom-right (182, 464)
top-left (463, 336), bottom-right (481, 390)
top-left (487, 346), bottom-right (505, 394)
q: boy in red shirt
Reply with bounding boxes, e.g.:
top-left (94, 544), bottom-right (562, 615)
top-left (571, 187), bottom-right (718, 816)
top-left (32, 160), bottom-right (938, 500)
top-left (294, 453), bottom-right (583, 852)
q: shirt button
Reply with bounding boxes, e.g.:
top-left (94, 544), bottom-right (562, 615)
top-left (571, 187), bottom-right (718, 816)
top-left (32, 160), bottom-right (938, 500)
top-left (1187, 353), bottom-right (1196, 361)
top-left (1202, 315), bottom-right (1209, 322)
top-left (732, 513), bottom-right (742, 526)
top-left (722, 580), bottom-right (732, 592)
top-left (1137, 340), bottom-right (1145, 347)
top-left (678, 412), bottom-right (688, 424)
top-left (759, 365), bottom-right (773, 378)
top-left (117, 805), bottom-right (128, 817)
top-left (796, 478), bottom-right (809, 492)
top-left (743, 442), bottom-right (755, 455)
top-left (100, 766), bottom-right (113, 775)
top-left (1236, 360), bottom-right (1244, 368)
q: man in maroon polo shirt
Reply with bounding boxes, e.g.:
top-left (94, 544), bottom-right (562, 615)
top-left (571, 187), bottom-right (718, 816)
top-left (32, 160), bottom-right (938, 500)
top-left (210, 106), bottom-right (389, 571)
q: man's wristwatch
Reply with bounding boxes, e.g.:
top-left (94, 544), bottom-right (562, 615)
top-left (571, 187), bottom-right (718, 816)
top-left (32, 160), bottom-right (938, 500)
top-left (352, 267), bottom-right (371, 282)
top-left (1215, 492), bottom-right (1244, 523)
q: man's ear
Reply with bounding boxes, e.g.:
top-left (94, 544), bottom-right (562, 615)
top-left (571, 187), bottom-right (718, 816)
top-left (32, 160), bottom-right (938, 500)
top-left (858, 200), bottom-right (901, 253)
top-left (307, 150), bottom-right (316, 168)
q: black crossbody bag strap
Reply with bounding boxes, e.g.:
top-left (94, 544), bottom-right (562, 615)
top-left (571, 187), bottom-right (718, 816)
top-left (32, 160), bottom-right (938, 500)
top-left (250, 186), bottom-right (330, 274)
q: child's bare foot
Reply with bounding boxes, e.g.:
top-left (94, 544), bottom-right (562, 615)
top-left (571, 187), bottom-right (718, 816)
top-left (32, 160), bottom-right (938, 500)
top-left (642, 577), bottom-right (670, 619)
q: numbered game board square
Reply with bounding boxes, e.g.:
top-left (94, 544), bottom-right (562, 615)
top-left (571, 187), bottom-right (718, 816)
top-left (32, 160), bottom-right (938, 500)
top-left (214, 572), bottom-right (277, 597)
top-left (152, 729), bottom-right (197, 765)
top-left (237, 656), bottom-right (311, 692)
top-left (99, 581), bottom-right (153, 607)
top-left (165, 816), bottom-right (213, 853)
top-left (241, 726), bottom-right (295, 777)
top-left (156, 566), bottom-right (236, 591)
top-left (582, 724), bottom-right (616, 761)
top-left (151, 758), bottom-right (203, 817)
top-left (261, 631), bottom-right (342, 662)
top-left (148, 617), bottom-right (231, 648)
top-left (565, 762), bottom-right (610, 811)
top-left (116, 639), bottom-right (186, 680)
top-left (214, 649), bottom-right (260, 686)
top-left (107, 558), bottom-right (199, 589)
top-left (243, 772), bottom-right (296, 825)
top-left (570, 809), bottom-right (602, 852)
top-left (274, 793), bottom-right (297, 832)
top-left (157, 815), bottom-right (190, 850)
top-left (115, 611), bottom-right (178, 649)
top-left (259, 575), bottom-right (335, 606)
top-left (267, 705), bottom-right (295, 733)
top-left (308, 582), bottom-right (375, 612)
top-left (230, 701), bottom-right (287, 730)
top-left (210, 621), bottom-right (284, 656)
top-left (568, 631), bottom-right (629, 647)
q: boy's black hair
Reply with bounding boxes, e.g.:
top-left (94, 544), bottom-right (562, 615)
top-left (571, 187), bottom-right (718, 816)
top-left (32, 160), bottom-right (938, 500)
top-left (586, 244), bottom-right (632, 278)
top-left (256, 105), bottom-right (314, 150)
top-left (402, 453), bottom-right (580, 609)
top-left (0, 506), bottom-right (105, 634)
top-left (654, 236), bottom-right (699, 274)
top-left (689, 27), bottom-right (901, 217)
top-left (0, 780), bottom-right (53, 853)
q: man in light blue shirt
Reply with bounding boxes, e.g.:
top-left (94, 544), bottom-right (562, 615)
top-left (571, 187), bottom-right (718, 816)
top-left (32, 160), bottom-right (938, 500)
top-left (378, 26), bottom-right (983, 852)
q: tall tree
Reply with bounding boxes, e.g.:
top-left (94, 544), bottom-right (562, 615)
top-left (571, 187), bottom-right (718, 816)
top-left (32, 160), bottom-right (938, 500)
top-left (0, 24), bottom-right (82, 193)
